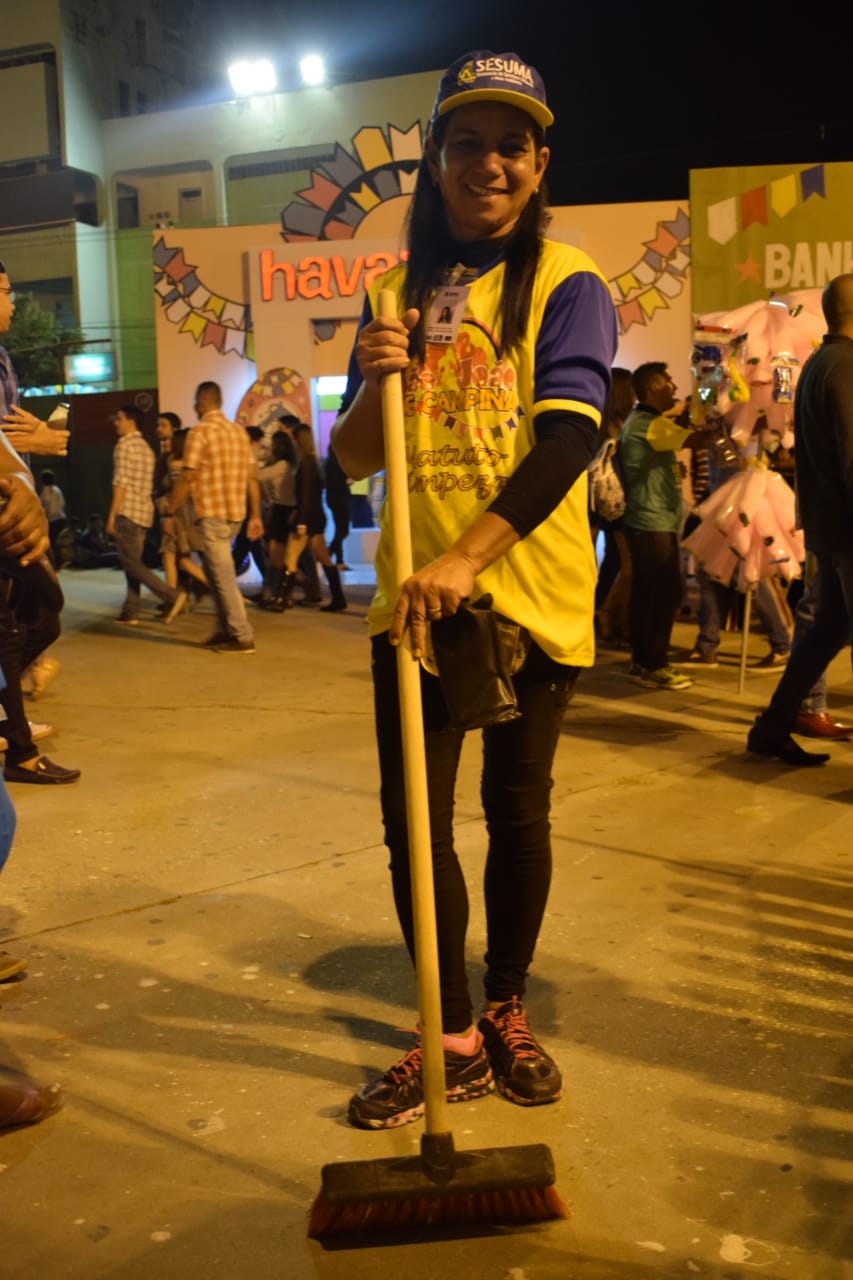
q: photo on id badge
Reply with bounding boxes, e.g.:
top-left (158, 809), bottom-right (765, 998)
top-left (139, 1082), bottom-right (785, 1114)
top-left (425, 286), bottom-right (468, 345)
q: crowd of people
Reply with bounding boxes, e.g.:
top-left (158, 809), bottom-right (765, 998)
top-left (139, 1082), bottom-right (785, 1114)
top-left (1, 47), bottom-right (852, 1148)
top-left (43, 397), bottom-right (367, 642)
top-left (590, 356), bottom-right (852, 753)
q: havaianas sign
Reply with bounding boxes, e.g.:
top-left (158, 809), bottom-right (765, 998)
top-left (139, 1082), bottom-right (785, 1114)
top-left (257, 245), bottom-right (408, 308)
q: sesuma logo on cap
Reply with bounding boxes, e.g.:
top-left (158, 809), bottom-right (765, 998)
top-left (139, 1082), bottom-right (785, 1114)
top-left (433, 49), bottom-right (553, 130)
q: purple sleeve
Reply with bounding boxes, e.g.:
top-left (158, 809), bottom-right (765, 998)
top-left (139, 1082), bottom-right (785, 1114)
top-left (533, 271), bottom-right (618, 423)
top-left (487, 271), bottom-right (617, 537)
top-left (338, 295), bottom-right (374, 414)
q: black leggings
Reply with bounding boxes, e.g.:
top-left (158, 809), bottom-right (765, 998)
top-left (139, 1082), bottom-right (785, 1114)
top-left (372, 633), bottom-right (577, 1033)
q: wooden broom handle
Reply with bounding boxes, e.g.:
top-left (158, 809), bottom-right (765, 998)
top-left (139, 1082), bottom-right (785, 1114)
top-left (378, 288), bottom-right (449, 1135)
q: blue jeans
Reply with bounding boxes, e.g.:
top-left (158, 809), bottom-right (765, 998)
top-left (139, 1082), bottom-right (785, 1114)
top-left (0, 776), bottom-right (15, 873)
top-left (754, 550), bottom-right (853, 739)
top-left (113, 515), bottom-right (176, 617)
top-left (372, 633), bottom-right (577, 1032)
top-left (197, 518), bottom-right (253, 645)
top-left (694, 570), bottom-right (791, 658)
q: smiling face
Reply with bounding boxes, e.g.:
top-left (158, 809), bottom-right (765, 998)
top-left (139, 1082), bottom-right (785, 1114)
top-left (0, 272), bottom-right (15, 335)
top-left (427, 103), bottom-right (549, 242)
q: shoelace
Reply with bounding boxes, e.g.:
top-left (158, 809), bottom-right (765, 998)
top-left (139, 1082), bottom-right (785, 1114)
top-left (490, 1000), bottom-right (540, 1058)
top-left (385, 1038), bottom-right (423, 1082)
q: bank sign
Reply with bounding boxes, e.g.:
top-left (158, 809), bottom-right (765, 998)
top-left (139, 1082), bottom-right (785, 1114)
top-left (690, 160), bottom-right (853, 312)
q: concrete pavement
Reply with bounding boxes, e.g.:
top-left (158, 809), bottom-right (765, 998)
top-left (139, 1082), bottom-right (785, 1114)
top-left (0, 567), bottom-right (850, 1280)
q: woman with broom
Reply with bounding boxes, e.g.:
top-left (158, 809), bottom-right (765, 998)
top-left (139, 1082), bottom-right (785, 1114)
top-left (333, 50), bottom-right (617, 1130)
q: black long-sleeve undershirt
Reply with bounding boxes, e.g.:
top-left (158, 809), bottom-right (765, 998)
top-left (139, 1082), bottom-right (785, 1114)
top-left (487, 408), bottom-right (599, 539)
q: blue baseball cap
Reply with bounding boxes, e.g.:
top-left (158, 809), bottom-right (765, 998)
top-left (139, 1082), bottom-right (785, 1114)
top-left (431, 51), bottom-right (553, 130)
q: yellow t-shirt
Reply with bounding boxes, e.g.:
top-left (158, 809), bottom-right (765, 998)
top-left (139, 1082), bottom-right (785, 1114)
top-left (364, 240), bottom-right (616, 666)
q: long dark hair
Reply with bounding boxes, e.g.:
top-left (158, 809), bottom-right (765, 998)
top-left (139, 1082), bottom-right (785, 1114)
top-left (403, 113), bottom-right (549, 363)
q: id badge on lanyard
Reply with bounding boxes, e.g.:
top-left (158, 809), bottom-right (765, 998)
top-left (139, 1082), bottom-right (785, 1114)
top-left (424, 285), bottom-right (469, 346)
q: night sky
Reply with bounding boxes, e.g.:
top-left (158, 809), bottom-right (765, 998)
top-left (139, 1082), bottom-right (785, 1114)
top-left (202, 0), bottom-right (851, 206)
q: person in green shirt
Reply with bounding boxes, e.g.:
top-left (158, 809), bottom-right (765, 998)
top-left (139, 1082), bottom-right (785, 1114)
top-left (619, 361), bottom-right (711, 690)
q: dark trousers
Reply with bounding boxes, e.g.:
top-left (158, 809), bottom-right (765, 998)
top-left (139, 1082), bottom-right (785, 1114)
top-left (626, 528), bottom-right (683, 670)
top-left (326, 492), bottom-right (350, 563)
top-left (0, 584), bottom-right (61, 766)
top-left (755, 550), bottom-right (853, 739)
top-left (592, 517), bottom-right (622, 608)
top-left (372, 633), bottom-right (577, 1033)
top-left (231, 517), bottom-right (267, 577)
top-left (112, 515), bottom-right (174, 615)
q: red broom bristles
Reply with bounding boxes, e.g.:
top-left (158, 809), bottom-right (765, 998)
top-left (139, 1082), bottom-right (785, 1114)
top-left (308, 1182), bottom-right (568, 1238)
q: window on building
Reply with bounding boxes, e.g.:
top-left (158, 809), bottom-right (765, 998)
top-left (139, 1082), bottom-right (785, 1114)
top-left (118, 80), bottom-right (130, 117)
top-left (178, 188), bottom-right (203, 223)
top-left (137, 90), bottom-right (148, 114)
top-left (116, 182), bottom-right (140, 229)
top-left (135, 18), bottom-right (148, 66)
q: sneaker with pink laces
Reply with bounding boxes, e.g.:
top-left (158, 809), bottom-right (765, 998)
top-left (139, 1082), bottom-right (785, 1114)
top-left (478, 997), bottom-right (562, 1105)
top-left (347, 1034), bottom-right (494, 1130)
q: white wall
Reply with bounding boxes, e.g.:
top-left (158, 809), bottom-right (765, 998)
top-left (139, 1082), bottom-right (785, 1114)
top-left (101, 70), bottom-right (439, 179)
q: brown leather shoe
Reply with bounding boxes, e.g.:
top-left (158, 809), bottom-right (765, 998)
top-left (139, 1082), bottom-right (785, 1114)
top-left (0, 1080), bottom-right (63, 1129)
top-left (794, 711), bottom-right (853, 740)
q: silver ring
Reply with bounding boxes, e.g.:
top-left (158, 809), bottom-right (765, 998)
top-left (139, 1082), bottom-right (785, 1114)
top-left (427, 607), bottom-right (442, 618)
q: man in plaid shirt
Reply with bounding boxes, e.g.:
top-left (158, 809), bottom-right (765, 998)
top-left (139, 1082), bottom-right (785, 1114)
top-left (169, 382), bottom-right (262, 653)
top-left (106, 405), bottom-right (187, 625)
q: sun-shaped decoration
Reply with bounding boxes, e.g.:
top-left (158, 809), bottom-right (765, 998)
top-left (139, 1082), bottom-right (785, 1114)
top-left (280, 122), bottom-right (423, 242)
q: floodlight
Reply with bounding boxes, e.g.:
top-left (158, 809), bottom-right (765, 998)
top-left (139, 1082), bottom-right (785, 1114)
top-left (300, 54), bottom-right (325, 86)
top-left (228, 59), bottom-right (277, 97)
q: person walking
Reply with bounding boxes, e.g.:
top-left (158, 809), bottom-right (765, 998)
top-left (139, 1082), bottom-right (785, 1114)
top-left (281, 424), bottom-right (346, 612)
top-left (169, 382), bottom-right (262, 653)
top-left (747, 274), bottom-right (853, 766)
top-left (105, 406), bottom-right (187, 625)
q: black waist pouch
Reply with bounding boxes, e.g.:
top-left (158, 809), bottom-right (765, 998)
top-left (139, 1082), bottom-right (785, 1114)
top-left (430, 595), bottom-right (522, 731)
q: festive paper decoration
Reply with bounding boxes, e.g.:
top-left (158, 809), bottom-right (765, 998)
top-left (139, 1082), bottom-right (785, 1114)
top-left (280, 122), bottom-right (423, 242)
top-left (235, 366), bottom-right (312, 440)
top-left (153, 235), bottom-right (252, 360)
top-left (683, 463), bottom-right (804, 589)
top-left (608, 210), bottom-right (691, 334)
top-left (707, 166), bottom-right (826, 245)
top-left (693, 292), bottom-right (824, 444)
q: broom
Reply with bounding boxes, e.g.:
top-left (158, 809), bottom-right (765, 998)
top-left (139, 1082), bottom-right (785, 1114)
top-left (308, 290), bottom-right (568, 1238)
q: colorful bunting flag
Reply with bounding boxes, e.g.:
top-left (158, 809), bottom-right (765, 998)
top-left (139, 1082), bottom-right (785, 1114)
top-left (618, 299), bottom-right (644, 332)
top-left (201, 322), bottom-right (226, 351)
top-left (770, 174), bottom-right (797, 218)
top-left (708, 197), bottom-right (737, 245)
top-left (223, 329), bottom-right (246, 357)
top-left (165, 298), bottom-right (190, 323)
top-left (179, 312), bottom-right (207, 342)
top-left (741, 186), bottom-right (768, 230)
top-left (800, 164), bottom-right (825, 201)
top-left (639, 288), bottom-right (668, 319)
